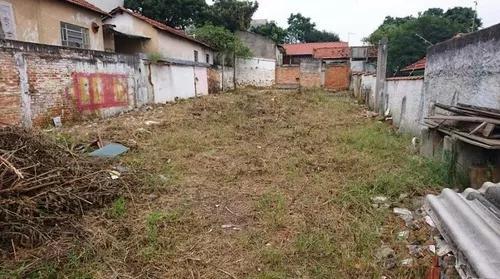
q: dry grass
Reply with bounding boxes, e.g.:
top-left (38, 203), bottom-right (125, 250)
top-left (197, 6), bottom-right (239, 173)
top-left (0, 89), bottom-right (448, 278)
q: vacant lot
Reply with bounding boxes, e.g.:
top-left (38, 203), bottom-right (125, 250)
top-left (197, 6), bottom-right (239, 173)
top-left (1, 89), bottom-right (447, 278)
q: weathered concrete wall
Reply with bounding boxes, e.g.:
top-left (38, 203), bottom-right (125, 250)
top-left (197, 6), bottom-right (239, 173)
top-left (1, 0), bottom-right (105, 50)
top-left (236, 31), bottom-right (277, 60)
top-left (361, 74), bottom-right (377, 109)
top-left (386, 77), bottom-right (424, 136)
top-left (299, 60), bottom-right (321, 88)
top-left (150, 64), bottom-right (209, 103)
top-left (421, 23), bottom-right (500, 122)
top-left (235, 57), bottom-right (275, 87)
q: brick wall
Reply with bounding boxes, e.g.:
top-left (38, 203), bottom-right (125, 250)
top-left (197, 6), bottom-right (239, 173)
top-left (0, 39), bottom-right (146, 127)
top-left (299, 60), bottom-right (321, 88)
top-left (207, 67), bottom-right (220, 94)
top-left (276, 66), bottom-right (300, 85)
top-left (0, 49), bottom-right (21, 125)
top-left (324, 64), bottom-right (350, 91)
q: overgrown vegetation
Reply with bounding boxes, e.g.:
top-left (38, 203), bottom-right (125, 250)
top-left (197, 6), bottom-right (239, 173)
top-left (1, 89), bottom-right (449, 278)
top-left (366, 7), bottom-right (482, 75)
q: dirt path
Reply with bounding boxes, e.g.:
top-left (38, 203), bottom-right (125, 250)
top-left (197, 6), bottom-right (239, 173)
top-left (1, 89), bottom-right (446, 278)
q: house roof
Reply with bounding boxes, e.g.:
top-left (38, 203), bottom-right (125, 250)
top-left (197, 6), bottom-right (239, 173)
top-left (108, 7), bottom-right (212, 49)
top-left (313, 47), bottom-right (351, 59)
top-left (282, 42), bottom-right (348, 56)
top-left (402, 57), bottom-right (426, 72)
top-left (62, 0), bottom-right (109, 16)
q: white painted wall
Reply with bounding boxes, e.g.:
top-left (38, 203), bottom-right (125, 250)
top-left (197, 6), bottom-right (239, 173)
top-left (235, 57), bottom-right (275, 87)
top-left (151, 64), bottom-right (202, 103)
top-left (387, 78), bottom-right (424, 136)
top-left (157, 31), bottom-right (213, 64)
top-left (85, 0), bottom-right (123, 12)
top-left (194, 67), bottom-right (208, 96)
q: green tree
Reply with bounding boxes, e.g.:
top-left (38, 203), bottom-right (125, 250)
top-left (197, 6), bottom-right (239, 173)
top-left (251, 21), bottom-right (288, 44)
top-left (124, 0), bottom-right (208, 28)
top-left (365, 7), bottom-right (482, 76)
top-left (194, 24), bottom-right (251, 59)
top-left (444, 7), bottom-right (482, 32)
top-left (208, 0), bottom-right (259, 32)
top-left (286, 13), bottom-right (316, 43)
top-left (304, 29), bottom-right (340, 43)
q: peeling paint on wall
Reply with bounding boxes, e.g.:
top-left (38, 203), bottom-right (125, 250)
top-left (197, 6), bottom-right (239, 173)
top-left (72, 72), bottom-right (128, 112)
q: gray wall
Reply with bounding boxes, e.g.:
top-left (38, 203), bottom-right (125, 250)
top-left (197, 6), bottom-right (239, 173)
top-left (236, 31), bottom-right (277, 60)
top-left (387, 77), bottom-right (424, 136)
top-left (421, 23), bottom-right (500, 122)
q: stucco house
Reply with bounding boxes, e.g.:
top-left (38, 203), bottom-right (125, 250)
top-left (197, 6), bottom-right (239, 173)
top-left (0, 0), bottom-right (108, 50)
top-left (104, 7), bottom-right (214, 64)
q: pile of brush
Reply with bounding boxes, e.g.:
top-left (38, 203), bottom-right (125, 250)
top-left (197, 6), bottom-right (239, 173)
top-left (0, 127), bottom-right (127, 248)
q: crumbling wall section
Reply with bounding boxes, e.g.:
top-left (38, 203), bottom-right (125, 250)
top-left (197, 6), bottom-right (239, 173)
top-left (235, 57), bottom-right (275, 87)
top-left (0, 39), bottom-right (142, 127)
top-left (421, 23), bottom-right (500, 122)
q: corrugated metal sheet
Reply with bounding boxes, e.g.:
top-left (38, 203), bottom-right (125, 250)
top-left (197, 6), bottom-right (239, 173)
top-left (424, 183), bottom-right (500, 279)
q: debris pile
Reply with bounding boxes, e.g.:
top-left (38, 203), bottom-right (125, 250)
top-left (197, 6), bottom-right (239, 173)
top-left (0, 127), bottom-right (127, 248)
top-left (425, 103), bottom-right (500, 148)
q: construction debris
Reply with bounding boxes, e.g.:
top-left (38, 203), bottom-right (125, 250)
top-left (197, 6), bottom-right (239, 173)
top-left (424, 103), bottom-right (500, 149)
top-left (425, 182), bottom-right (500, 278)
top-left (0, 127), bottom-right (129, 248)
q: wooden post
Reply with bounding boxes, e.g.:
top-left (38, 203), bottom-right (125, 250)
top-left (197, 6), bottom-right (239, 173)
top-left (221, 53), bottom-right (225, 92)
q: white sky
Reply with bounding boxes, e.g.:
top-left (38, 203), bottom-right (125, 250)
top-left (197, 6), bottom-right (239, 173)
top-left (208, 0), bottom-right (500, 45)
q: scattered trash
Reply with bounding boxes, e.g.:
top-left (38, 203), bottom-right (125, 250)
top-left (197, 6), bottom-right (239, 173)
top-left (372, 196), bottom-right (388, 204)
top-left (221, 224), bottom-right (241, 231)
top-left (428, 245), bottom-right (436, 254)
top-left (397, 230), bottom-right (409, 241)
top-left (108, 170), bottom-right (121, 180)
top-left (89, 143), bottom-right (129, 158)
top-left (52, 116), bottom-right (62, 128)
top-left (147, 194), bottom-right (159, 201)
top-left (376, 246), bottom-right (396, 269)
top-left (401, 258), bottom-right (413, 267)
top-left (145, 120), bottom-right (161, 126)
top-left (158, 174), bottom-right (168, 182)
top-left (434, 237), bottom-right (452, 257)
top-left (372, 196), bottom-right (390, 209)
top-left (393, 207), bottom-right (414, 225)
top-left (407, 245), bottom-right (425, 258)
top-left (424, 216), bottom-right (436, 228)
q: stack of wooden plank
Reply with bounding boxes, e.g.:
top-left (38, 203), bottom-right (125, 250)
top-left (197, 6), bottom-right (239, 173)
top-left (424, 103), bottom-right (500, 149)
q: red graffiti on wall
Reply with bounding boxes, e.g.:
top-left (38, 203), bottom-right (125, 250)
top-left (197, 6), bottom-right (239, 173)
top-left (72, 73), bottom-right (129, 111)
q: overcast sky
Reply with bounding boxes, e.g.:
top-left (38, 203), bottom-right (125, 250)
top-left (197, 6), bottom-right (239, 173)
top-left (208, 0), bottom-right (500, 45)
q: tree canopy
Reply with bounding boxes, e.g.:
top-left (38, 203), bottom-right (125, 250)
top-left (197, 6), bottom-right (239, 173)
top-left (365, 7), bottom-right (482, 76)
top-left (252, 13), bottom-right (339, 44)
top-left (194, 24), bottom-right (251, 62)
top-left (208, 0), bottom-right (259, 32)
top-left (124, 0), bottom-right (208, 29)
top-left (250, 21), bottom-right (288, 44)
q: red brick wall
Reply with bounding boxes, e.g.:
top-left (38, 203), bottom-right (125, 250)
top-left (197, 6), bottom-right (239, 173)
top-left (0, 50), bottom-right (21, 125)
top-left (325, 64), bottom-right (350, 91)
top-left (0, 40), bottom-right (138, 127)
top-left (300, 72), bottom-right (321, 88)
top-left (276, 66), bottom-right (300, 85)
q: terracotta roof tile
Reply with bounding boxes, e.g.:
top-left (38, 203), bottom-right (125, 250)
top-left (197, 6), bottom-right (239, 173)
top-left (282, 42), bottom-right (348, 56)
top-left (62, 0), bottom-right (108, 16)
top-left (313, 47), bottom-right (351, 59)
top-left (402, 57), bottom-right (426, 72)
top-left (109, 7), bottom-right (211, 49)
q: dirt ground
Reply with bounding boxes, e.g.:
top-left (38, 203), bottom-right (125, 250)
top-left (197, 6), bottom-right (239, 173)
top-left (1, 89), bottom-right (447, 278)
